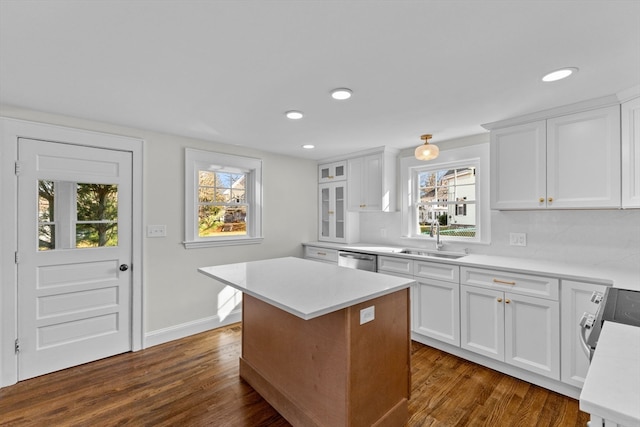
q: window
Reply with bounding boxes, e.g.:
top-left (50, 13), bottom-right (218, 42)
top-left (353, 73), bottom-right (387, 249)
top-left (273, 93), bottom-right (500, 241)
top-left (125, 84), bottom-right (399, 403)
top-left (38, 180), bottom-right (119, 250)
top-left (400, 143), bottom-right (490, 244)
top-left (416, 167), bottom-right (477, 238)
top-left (184, 148), bottom-right (262, 248)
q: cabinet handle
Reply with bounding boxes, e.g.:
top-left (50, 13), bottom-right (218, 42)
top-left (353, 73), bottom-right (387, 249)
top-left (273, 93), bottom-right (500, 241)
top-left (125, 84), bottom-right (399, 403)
top-left (548, 197), bottom-right (553, 203)
top-left (317, 252), bottom-right (326, 256)
top-left (328, 210), bottom-right (334, 214)
top-left (539, 197), bottom-right (545, 203)
top-left (493, 278), bottom-right (516, 285)
top-left (360, 204), bottom-right (366, 208)
top-left (505, 299), bottom-right (511, 304)
top-left (497, 298), bottom-right (503, 303)
top-left (328, 175), bottom-right (334, 179)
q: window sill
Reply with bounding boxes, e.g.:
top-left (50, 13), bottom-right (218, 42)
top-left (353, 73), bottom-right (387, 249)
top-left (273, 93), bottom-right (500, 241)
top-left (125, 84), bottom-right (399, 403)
top-left (183, 237), bottom-right (264, 249)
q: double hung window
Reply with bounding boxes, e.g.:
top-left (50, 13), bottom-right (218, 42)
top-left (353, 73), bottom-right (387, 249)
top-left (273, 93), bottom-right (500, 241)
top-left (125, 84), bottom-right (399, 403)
top-left (400, 143), bottom-right (489, 244)
top-left (184, 148), bottom-right (262, 248)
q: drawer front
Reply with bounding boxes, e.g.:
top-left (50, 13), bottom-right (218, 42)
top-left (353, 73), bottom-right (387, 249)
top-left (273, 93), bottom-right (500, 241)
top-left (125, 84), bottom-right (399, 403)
top-left (414, 261), bottom-right (459, 283)
top-left (378, 256), bottom-right (413, 276)
top-left (461, 267), bottom-right (559, 300)
top-left (304, 246), bottom-right (338, 263)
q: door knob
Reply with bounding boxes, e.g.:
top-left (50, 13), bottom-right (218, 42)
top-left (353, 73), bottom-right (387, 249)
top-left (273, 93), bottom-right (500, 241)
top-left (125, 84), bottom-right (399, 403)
top-left (119, 264), bottom-right (129, 272)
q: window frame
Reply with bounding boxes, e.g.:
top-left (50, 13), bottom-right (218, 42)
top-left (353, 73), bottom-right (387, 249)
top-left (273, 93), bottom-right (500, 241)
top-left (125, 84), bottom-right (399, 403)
top-left (184, 148), bottom-right (263, 248)
top-left (400, 144), bottom-right (490, 245)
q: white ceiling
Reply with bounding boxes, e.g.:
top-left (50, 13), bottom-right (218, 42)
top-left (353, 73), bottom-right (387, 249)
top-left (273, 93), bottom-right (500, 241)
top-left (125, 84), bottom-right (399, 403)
top-left (1, 0), bottom-right (639, 160)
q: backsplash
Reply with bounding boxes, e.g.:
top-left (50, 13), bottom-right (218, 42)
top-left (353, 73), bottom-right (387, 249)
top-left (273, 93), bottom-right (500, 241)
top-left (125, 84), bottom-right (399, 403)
top-left (359, 209), bottom-right (640, 272)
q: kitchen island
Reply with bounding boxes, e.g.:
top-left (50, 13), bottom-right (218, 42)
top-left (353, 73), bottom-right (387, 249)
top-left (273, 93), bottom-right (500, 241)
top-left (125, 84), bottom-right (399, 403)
top-left (198, 257), bottom-right (414, 427)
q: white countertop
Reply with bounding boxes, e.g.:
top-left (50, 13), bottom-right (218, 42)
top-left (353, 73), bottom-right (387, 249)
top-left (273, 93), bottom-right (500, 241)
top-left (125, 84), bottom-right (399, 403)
top-left (304, 242), bottom-right (640, 291)
top-left (198, 256), bottom-right (414, 320)
top-left (580, 322), bottom-right (640, 427)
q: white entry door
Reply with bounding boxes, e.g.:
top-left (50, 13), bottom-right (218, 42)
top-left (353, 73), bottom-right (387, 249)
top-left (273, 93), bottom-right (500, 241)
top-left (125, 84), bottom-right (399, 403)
top-left (17, 138), bottom-right (132, 380)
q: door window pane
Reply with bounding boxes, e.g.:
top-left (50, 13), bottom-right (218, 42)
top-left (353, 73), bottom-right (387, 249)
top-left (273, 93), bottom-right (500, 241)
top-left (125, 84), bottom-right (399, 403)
top-left (75, 184), bottom-right (118, 248)
top-left (38, 180), bottom-right (56, 250)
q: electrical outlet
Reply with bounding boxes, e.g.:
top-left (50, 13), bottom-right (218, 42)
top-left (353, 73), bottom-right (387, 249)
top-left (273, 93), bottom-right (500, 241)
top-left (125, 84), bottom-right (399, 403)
top-left (360, 306), bottom-right (375, 325)
top-left (147, 225), bottom-right (167, 238)
top-left (509, 232), bottom-right (527, 246)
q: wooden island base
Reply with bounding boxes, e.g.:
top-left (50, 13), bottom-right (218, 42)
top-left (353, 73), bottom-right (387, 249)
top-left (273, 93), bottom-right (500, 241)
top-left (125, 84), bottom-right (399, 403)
top-left (239, 290), bottom-right (410, 427)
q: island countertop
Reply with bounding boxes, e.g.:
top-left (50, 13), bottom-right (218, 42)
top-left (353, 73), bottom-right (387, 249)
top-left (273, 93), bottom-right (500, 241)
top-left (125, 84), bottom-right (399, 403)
top-left (198, 256), bottom-right (415, 320)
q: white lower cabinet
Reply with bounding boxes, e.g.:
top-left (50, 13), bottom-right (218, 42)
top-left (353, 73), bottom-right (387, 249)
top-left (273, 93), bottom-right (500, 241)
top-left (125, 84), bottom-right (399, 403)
top-left (415, 279), bottom-right (460, 346)
top-left (303, 246), bottom-right (338, 264)
top-left (560, 280), bottom-right (607, 388)
top-left (460, 267), bottom-right (560, 380)
top-left (379, 256), bottom-right (460, 346)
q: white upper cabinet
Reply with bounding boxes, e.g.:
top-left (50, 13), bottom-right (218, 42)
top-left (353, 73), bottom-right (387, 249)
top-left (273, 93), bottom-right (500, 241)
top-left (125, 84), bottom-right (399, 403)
top-left (622, 97), bottom-right (640, 208)
top-left (491, 121), bottom-right (546, 210)
top-left (347, 148), bottom-right (397, 212)
top-left (490, 105), bottom-right (621, 209)
top-left (546, 106), bottom-right (620, 209)
top-left (318, 160), bottom-right (346, 183)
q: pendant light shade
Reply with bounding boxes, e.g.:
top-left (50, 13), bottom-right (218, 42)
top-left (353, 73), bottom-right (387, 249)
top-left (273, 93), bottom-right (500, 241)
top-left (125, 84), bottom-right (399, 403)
top-left (415, 134), bottom-right (439, 161)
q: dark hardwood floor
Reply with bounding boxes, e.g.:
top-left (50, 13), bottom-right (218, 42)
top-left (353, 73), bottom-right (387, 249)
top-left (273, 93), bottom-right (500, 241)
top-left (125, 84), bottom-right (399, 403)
top-left (0, 323), bottom-right (589, 426)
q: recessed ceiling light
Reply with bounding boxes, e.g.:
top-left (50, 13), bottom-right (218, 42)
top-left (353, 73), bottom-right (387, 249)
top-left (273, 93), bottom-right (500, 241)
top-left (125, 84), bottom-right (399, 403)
top-left (285, 110), bottom-right (304, 119)
top-left (330, 88), bottom-right (352, 100)
top-left (302, 144), bottom-right (315, 149)
top-left (542, 67), bottom-right (578, 82)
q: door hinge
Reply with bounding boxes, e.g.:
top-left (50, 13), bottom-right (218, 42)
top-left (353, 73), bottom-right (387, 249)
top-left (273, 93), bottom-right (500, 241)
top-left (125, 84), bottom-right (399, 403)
top-left (14, 161), bottom-right (22, 176)
top-left (15, 339), bottom-right (20, 355)
top-left (15, 251), bottom-right (19, 264)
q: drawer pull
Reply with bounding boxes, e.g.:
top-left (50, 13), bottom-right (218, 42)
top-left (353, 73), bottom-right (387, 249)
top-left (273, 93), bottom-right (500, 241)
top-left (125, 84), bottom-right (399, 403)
top-left (317, 252), bottom-right (326, 256)
top-left (493, 278), bottom-right (516, 285)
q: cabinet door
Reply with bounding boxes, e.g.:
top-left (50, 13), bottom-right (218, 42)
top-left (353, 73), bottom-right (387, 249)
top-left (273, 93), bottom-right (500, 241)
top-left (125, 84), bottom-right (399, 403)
top-left (546, 106), bottom-right (621, 208)
top-left (504, 293), bottom-right (560, 379)
top-left (318, 161), bottom-right (346, 183)
top-left (560, 281), bottom-right (607, 388)
top-left (414, 279), bottom-right (460, 346)
top-left (622, 97), bottom-right (640, 208)
top-left (318, 182), bottom-right (347, 242)
top-left (347, 154), bottom-right (383, 211)
top-left (460, 285), bottom-right (504, 361)
top-left (490, 120), bottom-right (546, 209)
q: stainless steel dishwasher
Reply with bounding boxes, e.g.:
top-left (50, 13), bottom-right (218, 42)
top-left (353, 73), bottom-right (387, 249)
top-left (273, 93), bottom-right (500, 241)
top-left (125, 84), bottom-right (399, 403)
top-left (337, 251), bottom-right (377, 272)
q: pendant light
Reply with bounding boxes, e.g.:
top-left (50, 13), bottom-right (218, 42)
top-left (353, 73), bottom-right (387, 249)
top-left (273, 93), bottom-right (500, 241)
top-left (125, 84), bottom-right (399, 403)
top-left (414, 134), bottom-right (439, 161)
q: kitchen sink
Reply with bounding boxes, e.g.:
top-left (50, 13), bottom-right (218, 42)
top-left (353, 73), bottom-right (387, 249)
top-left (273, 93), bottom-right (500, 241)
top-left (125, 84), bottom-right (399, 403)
top-left (398, 249), bottom-right (466, 260)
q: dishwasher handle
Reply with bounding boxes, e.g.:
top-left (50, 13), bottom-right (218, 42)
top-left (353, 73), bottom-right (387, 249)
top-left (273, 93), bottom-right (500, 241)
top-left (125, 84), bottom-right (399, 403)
top-left (339, 252), bottom-right (375, 261)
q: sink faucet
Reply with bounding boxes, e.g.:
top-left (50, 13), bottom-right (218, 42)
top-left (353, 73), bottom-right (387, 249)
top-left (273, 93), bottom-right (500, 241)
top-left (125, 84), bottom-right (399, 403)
top-left (430, 221), bottom-right (443, 251)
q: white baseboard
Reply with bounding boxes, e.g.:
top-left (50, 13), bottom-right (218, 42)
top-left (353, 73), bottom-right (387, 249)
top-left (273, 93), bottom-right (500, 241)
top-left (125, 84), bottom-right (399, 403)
top-left (144, 309), bottom-right (242, 348)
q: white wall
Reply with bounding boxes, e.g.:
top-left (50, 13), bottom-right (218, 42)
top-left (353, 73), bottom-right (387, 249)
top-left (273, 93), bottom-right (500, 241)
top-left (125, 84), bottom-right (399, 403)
top-left (0, 105), bottom-right (318, 345)
top-left (360, 134), bottom-right (640, 272)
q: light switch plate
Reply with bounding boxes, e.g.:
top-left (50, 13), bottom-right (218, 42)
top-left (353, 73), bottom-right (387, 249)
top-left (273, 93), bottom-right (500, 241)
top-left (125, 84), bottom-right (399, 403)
top-left (509, 232), bottom-right (527, 246)
top-left (147, 225), bottom-right (167, 238)
top-left (360, 306), bottom-right (375, 325)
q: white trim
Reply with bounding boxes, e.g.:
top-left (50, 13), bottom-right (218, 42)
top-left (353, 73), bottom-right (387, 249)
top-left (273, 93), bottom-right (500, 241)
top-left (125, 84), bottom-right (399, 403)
top-left (0, 117), bottom-right (144, 387)
top-left (481, 94), bottom-right (621, 130)
top-left (184, 148), bottom-right (263, 248)
top-left (144, 310), bottom-right (241, 348)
